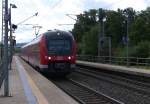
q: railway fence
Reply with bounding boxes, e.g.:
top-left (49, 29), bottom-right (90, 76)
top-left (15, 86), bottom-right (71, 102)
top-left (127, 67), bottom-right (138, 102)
top-left (77, 55), bottom-right (150, 68)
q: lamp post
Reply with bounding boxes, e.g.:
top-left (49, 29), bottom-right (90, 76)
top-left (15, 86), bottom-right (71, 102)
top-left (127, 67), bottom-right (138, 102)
top-left (2, 3), bottom-right (17, 96)
top-left (126, 19), bottom-right (129, 66)
top-left (9, 4), bottom-right (17, 70)
top-left (98, 8), bottom-right (105, 56)
top-left (3, 0), bottom-right (9, 96)
top-left (123, 9), bottom-right (129, 66)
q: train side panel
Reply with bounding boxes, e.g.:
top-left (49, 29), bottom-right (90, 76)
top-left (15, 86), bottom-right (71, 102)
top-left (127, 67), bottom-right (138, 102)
top-left (21, 35), bottom-right (41, 68)
top-left (39, 35), bottom-right (48, 70)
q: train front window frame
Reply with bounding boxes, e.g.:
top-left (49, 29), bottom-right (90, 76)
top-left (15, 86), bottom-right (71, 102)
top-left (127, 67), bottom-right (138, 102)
top-left (46, 38), bottom-right (72, 55)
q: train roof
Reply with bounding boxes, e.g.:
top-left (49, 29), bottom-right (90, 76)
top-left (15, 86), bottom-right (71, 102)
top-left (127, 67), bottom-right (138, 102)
top-left (21, 30), bottom-right (74, 48)
top-left (44, 30), bottom-right (74, 38)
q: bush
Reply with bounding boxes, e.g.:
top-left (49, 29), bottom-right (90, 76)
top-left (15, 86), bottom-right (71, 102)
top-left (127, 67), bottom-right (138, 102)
top-left (130, 41), bottom-right (150, 58)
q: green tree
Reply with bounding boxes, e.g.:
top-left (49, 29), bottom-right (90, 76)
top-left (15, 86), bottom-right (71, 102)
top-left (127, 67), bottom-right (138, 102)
top-left (72, 7), bottom-right (150, 58)
top-left (105, 10), bottom-right (125, 46)
top-left (84, 25), bottom-right (99, 55)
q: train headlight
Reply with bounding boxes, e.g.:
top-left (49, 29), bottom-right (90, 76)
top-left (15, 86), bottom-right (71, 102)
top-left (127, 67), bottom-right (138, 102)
top-left (48, 56), bottom-right (51, 60)
top-left (68, 56), bottom-right (71, 60)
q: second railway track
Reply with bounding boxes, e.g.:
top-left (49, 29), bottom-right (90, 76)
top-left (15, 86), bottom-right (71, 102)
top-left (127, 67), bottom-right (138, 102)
top-left (66, 66), bottom-right (150, 104)
top-left (75, 67), bottom-right (150, 96)
top-left (52, 78), bottom-right (123, 104)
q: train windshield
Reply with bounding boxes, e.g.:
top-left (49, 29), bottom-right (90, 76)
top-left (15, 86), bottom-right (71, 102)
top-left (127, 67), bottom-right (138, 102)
top-left (47, 39), bottom-right (72, 55)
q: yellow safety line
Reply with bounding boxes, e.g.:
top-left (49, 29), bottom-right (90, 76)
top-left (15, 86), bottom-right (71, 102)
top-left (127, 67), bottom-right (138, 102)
top-left (19, 58), bottom-right (49, 104)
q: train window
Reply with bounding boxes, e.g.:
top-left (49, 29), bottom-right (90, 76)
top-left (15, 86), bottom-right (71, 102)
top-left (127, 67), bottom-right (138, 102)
top-left (47, 39), bottom-right (72, 55)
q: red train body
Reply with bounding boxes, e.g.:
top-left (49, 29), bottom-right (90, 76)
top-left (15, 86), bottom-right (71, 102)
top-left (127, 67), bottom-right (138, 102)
top-left (21, 30), bottom-right (76, 75)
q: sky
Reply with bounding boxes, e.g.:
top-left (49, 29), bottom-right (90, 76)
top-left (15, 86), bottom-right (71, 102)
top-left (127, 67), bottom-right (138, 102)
top-left (0, 0), bottom-right (150, 43)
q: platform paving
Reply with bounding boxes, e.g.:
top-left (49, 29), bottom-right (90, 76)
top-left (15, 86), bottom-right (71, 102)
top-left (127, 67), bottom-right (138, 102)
top-left (18, 56), bottom-right (78, 104)
top-left (77, 60), bottom-right (150, 77)
top-left (0, 56), bottom-right (28, 104)
top-left (0, 56), bottom-right (79, 104)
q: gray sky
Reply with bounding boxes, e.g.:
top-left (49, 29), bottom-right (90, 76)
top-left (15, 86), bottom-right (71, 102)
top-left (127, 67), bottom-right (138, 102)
top-left (0, 0), bottom-right (150, 43)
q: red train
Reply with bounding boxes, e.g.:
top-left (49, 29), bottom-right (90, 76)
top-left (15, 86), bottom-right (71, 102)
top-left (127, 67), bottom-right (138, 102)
top-left (21, 30), bottom-right (76, 75)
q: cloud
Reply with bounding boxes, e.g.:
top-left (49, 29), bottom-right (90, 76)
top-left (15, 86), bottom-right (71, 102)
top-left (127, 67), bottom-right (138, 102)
top-left (0, 0), bottom-right (149, 43)
top-left (111, 0), bottom-right (147, 11)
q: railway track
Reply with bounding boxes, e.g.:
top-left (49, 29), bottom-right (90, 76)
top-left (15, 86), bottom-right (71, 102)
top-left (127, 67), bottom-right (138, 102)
top-left (75, 67), bottom-right (150, 96)
top-left (52, 78), bottom-right (123, 104)
top-left (67, 66), bottom-right (150, 104)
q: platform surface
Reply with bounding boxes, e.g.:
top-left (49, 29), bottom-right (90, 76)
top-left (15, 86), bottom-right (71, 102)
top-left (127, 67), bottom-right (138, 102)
top-left (0, 56), bottom-right (79, 104)
top-left (77, 60), bottom-right (150, 77)
top-left (0, 57), bottom-right (28, 104)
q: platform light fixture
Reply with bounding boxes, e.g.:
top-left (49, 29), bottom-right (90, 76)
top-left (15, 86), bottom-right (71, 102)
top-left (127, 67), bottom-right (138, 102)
top-left (10, 4), bottom-right (17, 8)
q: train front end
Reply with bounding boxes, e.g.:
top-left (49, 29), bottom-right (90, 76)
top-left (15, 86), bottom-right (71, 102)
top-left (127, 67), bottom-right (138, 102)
top-left (40, 30), bottom-right (76, 75)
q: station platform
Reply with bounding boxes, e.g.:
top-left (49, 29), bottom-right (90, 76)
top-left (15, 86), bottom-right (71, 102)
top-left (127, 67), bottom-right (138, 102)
top-left (77, 60), bottom-right (150, 77)
top-left (0, 56), bottom-right (78, 104)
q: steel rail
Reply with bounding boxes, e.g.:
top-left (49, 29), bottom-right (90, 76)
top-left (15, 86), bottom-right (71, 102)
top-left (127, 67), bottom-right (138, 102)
top-left (75, 67), bottom-right (150, 96)
top-left (52, 78), bottom-right (123, 104)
